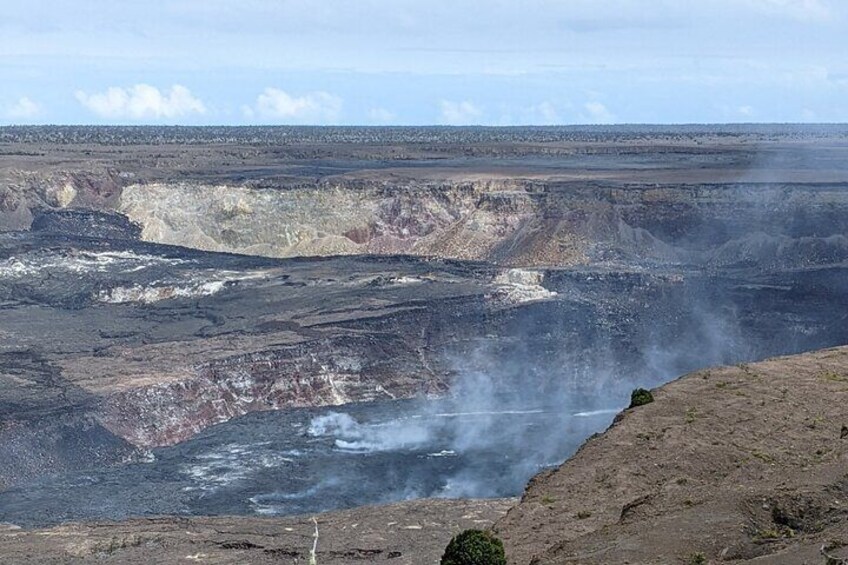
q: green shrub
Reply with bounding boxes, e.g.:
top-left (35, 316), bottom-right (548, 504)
top-left (687, 552), bottom-right (707, 565)
top-left (629, 388), bottom-right (654, 409)
top-left (441, 529), bottom-right (506, 565)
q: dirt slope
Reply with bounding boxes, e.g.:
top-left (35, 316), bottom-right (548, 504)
top-left (495, 346), bottom-right (848, 564)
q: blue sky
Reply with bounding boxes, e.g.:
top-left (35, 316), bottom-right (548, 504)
top-left (1, 0), bottom-right (846, 125)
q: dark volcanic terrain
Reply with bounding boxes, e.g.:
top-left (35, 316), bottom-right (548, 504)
top-left (1, 125), bottom-right (848, 563)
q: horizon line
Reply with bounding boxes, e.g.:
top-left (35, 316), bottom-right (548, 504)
top-left (2, 122), bottom-right (847, 128)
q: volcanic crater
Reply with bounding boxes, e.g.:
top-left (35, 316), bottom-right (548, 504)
top-left (0, 125), bottom-right (847, 564)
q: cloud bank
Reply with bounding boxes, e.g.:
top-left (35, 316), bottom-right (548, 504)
top-left (2, 0), bottom-right (845, 124)
top-left (75, 84), bottom-right (206, 121)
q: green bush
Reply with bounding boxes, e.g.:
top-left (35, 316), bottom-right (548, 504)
top-left (629, 388), bottom-right (654, 409)
top-left (687, 552), bottom-right (707, 565)
top-left (441, 529), bottom-right (506, 565)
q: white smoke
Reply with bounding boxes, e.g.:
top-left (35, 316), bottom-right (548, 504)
top-left (301, 286), bottom-right (753, 502)
top-left (308, 412), bottom-right (431, 451)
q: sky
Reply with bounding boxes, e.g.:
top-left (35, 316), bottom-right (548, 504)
top-left (1, 0), bottom-right (846, 125)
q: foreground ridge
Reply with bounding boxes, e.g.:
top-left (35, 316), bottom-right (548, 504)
top-left (495, 346), bottom-right (848, 564)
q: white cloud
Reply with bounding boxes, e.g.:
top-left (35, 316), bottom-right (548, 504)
top-left (6, 96), bottom-right (40, 119)
top-left (438, 100), bottom-right (483, 125)
top-left (581, 101), bottom-right (616, 124)
top-left (497, 101), bottom-right (564, 126)
top-left (242, 88), bottom-right (342, 124)
top-left (367, 107), bottom-right (396, 124)
top-left (716, 103), bottom-right (762, 121)
top-left (525, 101), bottom-right (561, 124)
top-left (75, 84), bottom-right (206, 120)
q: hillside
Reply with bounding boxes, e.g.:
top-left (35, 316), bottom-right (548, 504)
top-left (495, 346), bottom-right (848, 564)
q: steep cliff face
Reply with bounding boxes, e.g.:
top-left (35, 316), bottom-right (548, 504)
top-left (113, 179), bottom-right (848, 270)
top-left (0, 169), bottom-right (124, 230)
top-left (98, 335), bottom-right (442, 448)
top-left (115, 180), bottom-right (552, 264)
top-left (5, 127), bottom-right (847, 272)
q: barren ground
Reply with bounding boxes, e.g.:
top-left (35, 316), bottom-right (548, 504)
top-left (0, 499), bottom-right (512, 564)
top-left (496, 346), bottom-right (848, 564)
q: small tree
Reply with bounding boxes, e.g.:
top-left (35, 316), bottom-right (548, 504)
top-left (629, 388), bottom-right (654, 409)
top-left (441, 529), bottom-right (506, 565)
